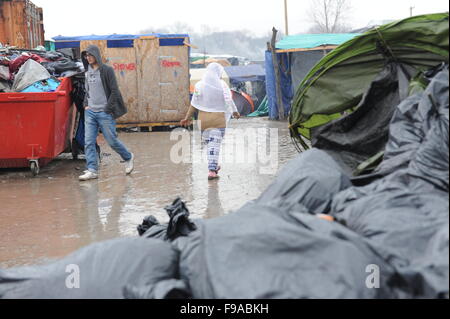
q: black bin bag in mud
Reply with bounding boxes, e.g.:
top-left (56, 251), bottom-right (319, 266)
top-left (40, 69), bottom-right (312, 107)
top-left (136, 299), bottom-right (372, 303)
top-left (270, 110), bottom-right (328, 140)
top-left (162, 204), bottom-right (398, 299)
top-left (0, 238), bottom-right (180, 299)
top-left (255, 148), bottom-right (352, 215)
top-left (329, 67), bottom-right (449, 298)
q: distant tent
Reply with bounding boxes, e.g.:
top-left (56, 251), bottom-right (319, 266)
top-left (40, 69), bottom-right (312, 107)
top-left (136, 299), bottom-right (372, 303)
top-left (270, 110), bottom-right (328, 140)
top-left (231, 90), bottom-right (255, 116)
top-left (289, 13), bottom-right (449, 148)
top-left (266, 33), bottom-right (360, 120)
top-left (224, 64), bottom-right (265, 85)
top-left (225, 64), bottom-right (266, 110)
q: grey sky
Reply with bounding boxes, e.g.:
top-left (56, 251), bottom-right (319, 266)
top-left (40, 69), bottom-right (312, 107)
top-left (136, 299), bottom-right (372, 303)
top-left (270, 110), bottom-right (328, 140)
top-left (33, 0), bottom-right (449, 39)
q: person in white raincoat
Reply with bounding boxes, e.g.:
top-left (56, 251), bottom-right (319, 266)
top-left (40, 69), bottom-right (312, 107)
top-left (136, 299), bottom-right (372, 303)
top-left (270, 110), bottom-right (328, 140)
top-left (181, 63), bottom-right (240, 180)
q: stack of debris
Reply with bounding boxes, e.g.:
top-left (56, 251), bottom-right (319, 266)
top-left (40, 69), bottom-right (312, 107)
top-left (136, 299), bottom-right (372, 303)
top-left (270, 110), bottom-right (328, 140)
top-left (0, 49), bottom-right (83, 93)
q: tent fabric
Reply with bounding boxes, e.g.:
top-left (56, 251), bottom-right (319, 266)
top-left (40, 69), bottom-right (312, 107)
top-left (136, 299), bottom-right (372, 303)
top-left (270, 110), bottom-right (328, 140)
top-left (224, 65), bottom-right (265, 85)
top-left (265, 50), bottom-right (293, 120)
top-left (276, 33), bottom-right (360, 50)
top-left (289, 13), bottom-right (449, 144)
top-left (290, 50), bottom-right (329, 91)
top-left (266, 33), bottom-right (347, 121)
top-left (248, 96), bottom-right (269, 117)
top-left (231, 90), bottom-right (254, 116)
top-left (311, 62), bottom-right (412, 174)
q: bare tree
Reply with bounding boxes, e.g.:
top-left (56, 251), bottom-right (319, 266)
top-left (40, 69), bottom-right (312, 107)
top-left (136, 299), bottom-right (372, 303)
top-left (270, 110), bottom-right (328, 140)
top-left (308, 0), bottom-right (352, 33)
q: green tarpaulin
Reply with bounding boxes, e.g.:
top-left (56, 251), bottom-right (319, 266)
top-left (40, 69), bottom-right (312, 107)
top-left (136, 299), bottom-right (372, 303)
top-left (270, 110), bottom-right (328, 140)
top-left (248, 96), bottom-right (269, 117)
top-left (289, 13), bottom-right (449, 145)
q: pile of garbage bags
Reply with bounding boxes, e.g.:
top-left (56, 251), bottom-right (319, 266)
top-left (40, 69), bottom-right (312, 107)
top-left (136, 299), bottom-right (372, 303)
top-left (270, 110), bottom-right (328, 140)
top-left (0, 49), bottom-right (83, 93)
top-left (0, 66), bottom-right (448, 299)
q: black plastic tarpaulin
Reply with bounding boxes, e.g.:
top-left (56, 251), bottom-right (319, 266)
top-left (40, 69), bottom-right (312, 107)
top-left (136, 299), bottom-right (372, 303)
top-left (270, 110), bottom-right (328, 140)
top-left (0, 238), bottom-right (181, 299)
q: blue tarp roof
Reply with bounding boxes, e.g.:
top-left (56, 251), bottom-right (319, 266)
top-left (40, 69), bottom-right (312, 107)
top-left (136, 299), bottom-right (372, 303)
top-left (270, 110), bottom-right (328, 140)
top-left (276, 33), bottom-right (360, 50)
top-left (224, 64), bottom-right (266, 83)
top-left (52, 34), bottom-right (189, 41)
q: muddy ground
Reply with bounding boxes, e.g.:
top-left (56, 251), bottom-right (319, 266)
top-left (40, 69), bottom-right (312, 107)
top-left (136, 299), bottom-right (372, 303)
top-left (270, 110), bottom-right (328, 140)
top-left (0, 118), bottom-right (299, 268)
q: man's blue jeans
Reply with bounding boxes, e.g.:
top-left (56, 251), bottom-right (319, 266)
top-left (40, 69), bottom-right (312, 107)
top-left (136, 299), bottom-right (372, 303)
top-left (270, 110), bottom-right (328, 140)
top-left (85, 109), bottom-right (132, 173)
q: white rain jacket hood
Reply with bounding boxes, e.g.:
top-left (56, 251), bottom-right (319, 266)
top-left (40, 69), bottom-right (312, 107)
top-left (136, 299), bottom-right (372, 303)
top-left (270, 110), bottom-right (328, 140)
top-left (191, 63), bottom-right (234, 120)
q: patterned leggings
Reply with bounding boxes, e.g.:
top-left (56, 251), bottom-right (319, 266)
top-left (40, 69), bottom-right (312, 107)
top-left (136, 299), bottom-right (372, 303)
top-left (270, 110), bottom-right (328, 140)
top-left (202, 128), bottom-right (226, 172)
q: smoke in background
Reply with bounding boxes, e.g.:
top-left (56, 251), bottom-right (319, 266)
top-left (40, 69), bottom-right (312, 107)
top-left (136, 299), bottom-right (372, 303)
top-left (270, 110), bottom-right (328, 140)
top-left (140, 22), bottom-right (282, 61)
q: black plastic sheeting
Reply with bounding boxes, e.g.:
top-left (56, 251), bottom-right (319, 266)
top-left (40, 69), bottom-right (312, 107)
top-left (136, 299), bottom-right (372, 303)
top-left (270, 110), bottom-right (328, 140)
top-left (0, 238), bottom-right (180, 299)
top-left (329, 67), bottom-right (449, 298)
top-left (0, 67), bottom-right (448, 299)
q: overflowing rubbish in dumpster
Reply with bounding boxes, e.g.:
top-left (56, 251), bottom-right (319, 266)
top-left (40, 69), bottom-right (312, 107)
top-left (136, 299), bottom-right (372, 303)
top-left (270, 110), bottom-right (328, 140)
top-left (0, 48), bottom-right (83, 93)
top-left (0, 47), bottom-right (88, 173)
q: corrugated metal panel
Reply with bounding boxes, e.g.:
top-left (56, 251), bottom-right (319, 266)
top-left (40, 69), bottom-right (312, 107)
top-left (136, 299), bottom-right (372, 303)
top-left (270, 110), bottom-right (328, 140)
top-left (0, 0), bottom-right (44, 49)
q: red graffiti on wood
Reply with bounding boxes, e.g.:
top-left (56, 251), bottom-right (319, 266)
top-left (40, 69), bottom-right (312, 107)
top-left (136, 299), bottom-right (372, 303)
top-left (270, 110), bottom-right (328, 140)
top-left (113, 63), bottom-right (136, 71)
top-left (161, 60), bottom-right (182, 68)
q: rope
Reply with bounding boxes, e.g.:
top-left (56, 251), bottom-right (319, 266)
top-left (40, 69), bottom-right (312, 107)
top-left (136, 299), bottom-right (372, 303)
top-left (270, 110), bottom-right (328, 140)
top-left (375, 27), bottom-right (397, 62)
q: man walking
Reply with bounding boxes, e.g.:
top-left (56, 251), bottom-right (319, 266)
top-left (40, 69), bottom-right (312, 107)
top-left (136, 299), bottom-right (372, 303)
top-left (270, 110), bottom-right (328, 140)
top-left (79, 45), bottom-right (134, 181)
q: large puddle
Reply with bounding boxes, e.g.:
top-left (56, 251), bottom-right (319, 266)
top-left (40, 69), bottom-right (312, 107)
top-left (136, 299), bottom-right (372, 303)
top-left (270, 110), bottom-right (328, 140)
top-left (0, 118), bottom-right (299, 268)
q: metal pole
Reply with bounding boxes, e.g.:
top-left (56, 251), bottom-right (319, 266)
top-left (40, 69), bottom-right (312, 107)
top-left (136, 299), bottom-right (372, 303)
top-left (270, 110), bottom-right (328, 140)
top-left (284, 0), bottom-right (289, 36)
top-left (410, 6), bottom-right (415, 17)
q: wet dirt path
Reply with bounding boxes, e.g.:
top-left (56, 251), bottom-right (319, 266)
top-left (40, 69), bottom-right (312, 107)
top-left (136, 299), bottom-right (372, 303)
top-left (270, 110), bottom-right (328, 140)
top-left (0, 118), bottom-right (299, 268)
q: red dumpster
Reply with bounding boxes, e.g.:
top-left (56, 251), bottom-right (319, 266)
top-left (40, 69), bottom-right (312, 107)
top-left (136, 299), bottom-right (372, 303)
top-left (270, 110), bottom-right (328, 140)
top-left (0, 78), bottom-right (75, 176)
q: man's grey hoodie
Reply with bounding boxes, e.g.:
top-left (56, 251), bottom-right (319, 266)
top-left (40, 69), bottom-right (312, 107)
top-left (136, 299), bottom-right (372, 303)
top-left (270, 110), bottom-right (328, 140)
top-left (81, 45), bottom-right (127, 119)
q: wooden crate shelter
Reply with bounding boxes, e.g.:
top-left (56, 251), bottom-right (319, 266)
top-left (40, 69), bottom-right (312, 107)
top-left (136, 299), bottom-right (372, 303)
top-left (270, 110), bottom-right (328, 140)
top-left (53, 34), bottom-right (190, 127)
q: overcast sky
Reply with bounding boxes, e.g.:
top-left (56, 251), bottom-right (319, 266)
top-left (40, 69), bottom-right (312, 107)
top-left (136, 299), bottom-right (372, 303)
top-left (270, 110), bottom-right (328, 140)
top-left (33, 0), bottom-right (449, 39)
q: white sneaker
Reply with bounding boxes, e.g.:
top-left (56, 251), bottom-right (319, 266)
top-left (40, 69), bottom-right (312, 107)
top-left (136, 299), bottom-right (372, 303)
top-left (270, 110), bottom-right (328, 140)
top-left (125, 153), bottom-right (135, 175)
top-left (79, 170), bottom-right (98, 181)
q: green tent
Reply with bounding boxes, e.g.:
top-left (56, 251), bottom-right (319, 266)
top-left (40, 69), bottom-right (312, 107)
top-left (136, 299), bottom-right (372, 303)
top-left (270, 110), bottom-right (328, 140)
top-left (248, 96), bottom-right (269, 117)
top-left (289, 13), bottom-right (449, 150)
